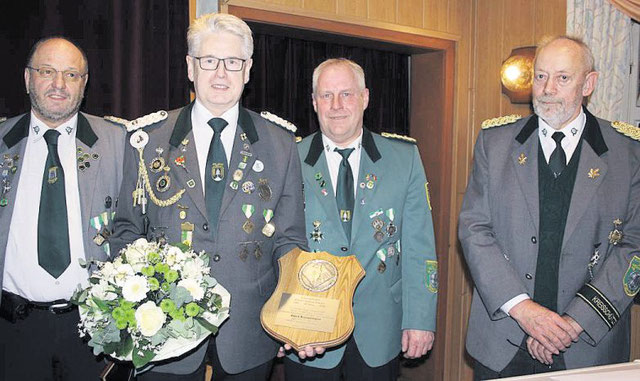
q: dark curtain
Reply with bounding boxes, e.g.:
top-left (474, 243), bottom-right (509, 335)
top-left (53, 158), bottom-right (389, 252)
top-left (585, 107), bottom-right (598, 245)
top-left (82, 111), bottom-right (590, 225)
top-left (0, 0), bottom-right (190, 119)
top-left (243, 28), bottom-right (410, 138)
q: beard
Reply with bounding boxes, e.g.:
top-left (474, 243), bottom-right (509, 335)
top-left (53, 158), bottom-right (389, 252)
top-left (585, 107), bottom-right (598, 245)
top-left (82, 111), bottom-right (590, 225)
top-left (29, 81), bottom-right (84, 124)
top-left (532, 93), bottom-right (583, 129)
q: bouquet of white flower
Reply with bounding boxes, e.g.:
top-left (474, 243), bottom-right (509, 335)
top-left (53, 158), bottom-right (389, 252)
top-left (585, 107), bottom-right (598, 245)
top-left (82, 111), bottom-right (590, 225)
top-left (72, 238), bottom-right (230, 369)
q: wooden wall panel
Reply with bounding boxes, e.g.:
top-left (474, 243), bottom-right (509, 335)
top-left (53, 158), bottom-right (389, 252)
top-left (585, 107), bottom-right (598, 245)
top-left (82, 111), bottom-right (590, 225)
top-left (303, 0), bottom-right (336, 14)
top-left (336, 0), bottom-right (367, 18)
top-left (368, 0), bottom-right (397, 23)
top-left (424, 0), bottom-right (448, 33)
top-left (398, 0), bottom-right (424, 28)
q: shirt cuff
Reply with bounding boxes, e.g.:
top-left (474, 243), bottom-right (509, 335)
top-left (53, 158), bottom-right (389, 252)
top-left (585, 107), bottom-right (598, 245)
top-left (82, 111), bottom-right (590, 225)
top-left (501, 294), bottom-right (530, 316)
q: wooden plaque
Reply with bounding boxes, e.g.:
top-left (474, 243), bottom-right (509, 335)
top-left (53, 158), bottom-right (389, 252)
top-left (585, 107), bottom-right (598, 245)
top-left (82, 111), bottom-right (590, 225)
top-left (260, 248), bottom-right (365, 352)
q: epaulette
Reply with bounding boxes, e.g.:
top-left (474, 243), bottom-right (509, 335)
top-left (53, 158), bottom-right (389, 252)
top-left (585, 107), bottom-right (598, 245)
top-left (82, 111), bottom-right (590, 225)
top-left (104, 110), bottom-right (168, 132)
top-left (611, 121), bottom-right (640, 141)
top-left (481, 114), bottom-right (522, 129)
top-left (381, 132), bottom-right (416, 144)
top-left (295, 136), bottom-right (302, 143)
top-left (260, 111), bottom-right (297, 133)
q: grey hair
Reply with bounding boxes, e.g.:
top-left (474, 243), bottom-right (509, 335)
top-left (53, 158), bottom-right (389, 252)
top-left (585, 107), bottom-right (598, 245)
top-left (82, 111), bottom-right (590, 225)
top-left (312, 58), bottom-right (366, 94)
top-left (187, 13), bottom-right (253, 59)
top-left (536, 35), bottom-right (595, 72)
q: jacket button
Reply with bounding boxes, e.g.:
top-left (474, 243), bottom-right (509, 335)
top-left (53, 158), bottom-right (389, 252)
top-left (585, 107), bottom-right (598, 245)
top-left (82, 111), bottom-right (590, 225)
top-left (341, 247), bottom-right (348, 252)
top-left (203, 223), bottom-right (209, 231)
top-left (213, 254), bottom-right (221, 262)
top-left (525, 273), bottom-right (533, 280)
top-left (531, 236), bottom-right (537, 244)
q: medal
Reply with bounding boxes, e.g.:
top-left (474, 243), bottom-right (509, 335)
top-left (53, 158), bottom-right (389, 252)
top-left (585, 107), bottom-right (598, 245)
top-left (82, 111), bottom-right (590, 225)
top-left (262, 209), bottom-right (275, 237)
top-left (156, 174), bottom-right (171, 192)
top-left (150, 148), bottom-right (165, 173)
top-left (310, 220), bottom-right (324, 242)
top-left (233, 169), bottom-right (243, 181)
top-left (609, 219), bottom-right (624, 245)
top-left (258, 179), bottom-right (272, 201)
top-left (211, 163), bottom-right (225, 181)
top-left (254, 242), bottom-right (263, 259)
top-left (242, 204), bottom-right (255, 233)
top-left (178, 204), bottom-right (188, 220)
top-left (239, 244), bottom-right (249, 261)
top-left (180, 222), bottom-right (194, 248)
top-left (386, 208), bottom-right (396, 236)
top-left (374, 231), bottom-right (385, 242)
top-left (372, 218), bottom-right (384, 230)
top-left (378, 261), bottom-right (386, 273)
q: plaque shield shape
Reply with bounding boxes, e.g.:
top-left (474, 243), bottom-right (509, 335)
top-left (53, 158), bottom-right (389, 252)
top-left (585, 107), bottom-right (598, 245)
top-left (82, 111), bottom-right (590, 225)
top-left (260, 248), bottom-right (365, 352)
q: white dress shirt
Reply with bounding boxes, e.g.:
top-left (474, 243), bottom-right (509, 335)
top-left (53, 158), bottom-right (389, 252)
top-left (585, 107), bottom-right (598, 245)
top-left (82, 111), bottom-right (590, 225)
top-left (501, 109), bottom-right (587, 315)
top-left (191, 100), bottom-right (238, 193)
top-left (322, 132), bottom-right (363, 197)
top-left (3, 112), bottom-right (88, 302)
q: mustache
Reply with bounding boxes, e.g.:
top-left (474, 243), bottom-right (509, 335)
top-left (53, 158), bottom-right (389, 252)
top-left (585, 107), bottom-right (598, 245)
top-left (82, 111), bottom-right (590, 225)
top-left (534, 95), bottom-right (563, 104)
top-left (44, 89), bottom-right (69, 98)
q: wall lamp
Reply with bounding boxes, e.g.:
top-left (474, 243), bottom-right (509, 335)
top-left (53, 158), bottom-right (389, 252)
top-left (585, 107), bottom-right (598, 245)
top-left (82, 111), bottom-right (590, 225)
top-left (500, 46), bottom-right (536, 104)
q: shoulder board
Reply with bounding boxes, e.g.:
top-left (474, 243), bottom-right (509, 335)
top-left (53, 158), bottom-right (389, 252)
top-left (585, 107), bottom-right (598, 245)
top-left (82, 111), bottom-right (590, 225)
top-left (381, 132), bottom-right (416, 144)
top-left (260, 111), bottom-right (297, 133)
top-left (295, 136), bottom-right (302, 143)
top-left (611, 121), bottom-right (640, 141)
top-left (104, 110), bottom-right (168, 132)
top-left (481, 114), bottom-right (522, 129)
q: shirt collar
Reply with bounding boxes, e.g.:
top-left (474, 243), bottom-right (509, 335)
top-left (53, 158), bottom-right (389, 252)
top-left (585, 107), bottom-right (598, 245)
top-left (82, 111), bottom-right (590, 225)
top-left (29, 112), bottom-right (78, 142)
top-left (322, 131), bottom-right (363, 154)
top-left (192, 99), bottom-right (239, 131)
top-left (538, 108), bottom-right (585, 144)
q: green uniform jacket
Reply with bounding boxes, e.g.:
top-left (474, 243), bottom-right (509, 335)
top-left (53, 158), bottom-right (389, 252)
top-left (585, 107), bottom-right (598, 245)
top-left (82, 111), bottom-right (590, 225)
top-left (290, 129), bottom-right (438, 369)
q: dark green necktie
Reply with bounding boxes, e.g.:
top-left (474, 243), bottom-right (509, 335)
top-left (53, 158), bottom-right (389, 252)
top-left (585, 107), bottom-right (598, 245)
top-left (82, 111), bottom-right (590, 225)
top-left (549, 131), bottom-right (566, 178)
top-left (335, 147), bottom-right (355, 240)
top-left (205, 118), bottom-right (228, 234)
top-left (38, 129), bottom-right (71, 278)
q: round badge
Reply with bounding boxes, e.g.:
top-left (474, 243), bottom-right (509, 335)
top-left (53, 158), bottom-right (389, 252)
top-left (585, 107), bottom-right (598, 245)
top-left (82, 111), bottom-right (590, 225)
top-left (130, 130), bottom-right (149, 148)
top-left (242, 181), bottom-right (255, 194)
top-left (150, 157), bottom-right (165, 173)
top-left (298, 259), bottom-right (338, 292)
top-left (156, 175), bottom-right (170, 192)
top-left (252, 160), bottom-right (264, 173)
top-left (233, 169), bottom-right (243, 181)
top-left (366, 181), bottom-right (375, 189)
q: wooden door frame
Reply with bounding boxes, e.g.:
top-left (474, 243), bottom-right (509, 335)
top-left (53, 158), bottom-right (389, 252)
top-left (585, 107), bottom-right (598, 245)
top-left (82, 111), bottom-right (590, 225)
top-left (227, 5), bottom-right (455, 380)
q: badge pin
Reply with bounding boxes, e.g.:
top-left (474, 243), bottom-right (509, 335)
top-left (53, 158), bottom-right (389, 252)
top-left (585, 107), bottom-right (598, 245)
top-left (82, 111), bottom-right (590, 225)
top-left (211, 163), bottom-right (225, 182)
top-left (230, 181), bottom-right (239, 190)
top-left (254, 243), bottom-right (263, 259)
top-left (258, 179), bottom-right (272, 201)
top-left (239, 244), bottom-right (249, 262)
top-left (588, 168), bottom-right (600, 179)
top-left (340, 209), bottom-right (352, 223)
top-left (517, 153), bottom-right (527, 165)
top-left (310, 220), bottom-right (324, 242)
top-left (174, 155), bottom-right (187, 170)
top-left (47, 166), bottom-right (59, 184)
top-left (240, 133), bottom-right (247, 141)
top-left (377, 261), bottom-right (386, 273)
top-left (150, 157), bottom-right (165, 173)
top-left (233, 169), bottom-right (243, 181)
top-left (252, 160), bottom-right (264, 173)
top-left (242, 181), bottom-right (255, 194)
top-left (156, 175), bottom-right (171, 193)
top-left (186, 179), bottom-right (196, 188)
top-left (609, 219), bottom-right (624, 245)
top-left (238, 162), bottom-right (247, 170)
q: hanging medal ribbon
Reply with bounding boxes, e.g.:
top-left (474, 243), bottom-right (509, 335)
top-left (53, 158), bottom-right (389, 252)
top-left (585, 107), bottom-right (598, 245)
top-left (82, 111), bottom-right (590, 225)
top-left (242, 204), bottom-right (255, 233)
top-left (181, 222), bottom-right (194, 248)
top-left (386, 208), bottom-right (396, 236)
top-left (262, 209), bottom-right (275, 237)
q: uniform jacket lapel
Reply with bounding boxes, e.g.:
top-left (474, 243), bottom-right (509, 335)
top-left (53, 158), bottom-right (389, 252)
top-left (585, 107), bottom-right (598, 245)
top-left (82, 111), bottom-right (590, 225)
top-left (168, 104), bottom-right (207, 219)
top-left (352, 129), bottom-right (382, 242)
top-left (76, 113), bottom-right (100, 239)
top-left (513, 115), bottom-right (540, 232)
top-left (219, 108), bottom-right (259, 220)
top-left (0, 114), bottom-right (30, 259)
top-left (302, 132), bottom-right (343, 239)
top-left (562, 109), bottom-right (608, 247)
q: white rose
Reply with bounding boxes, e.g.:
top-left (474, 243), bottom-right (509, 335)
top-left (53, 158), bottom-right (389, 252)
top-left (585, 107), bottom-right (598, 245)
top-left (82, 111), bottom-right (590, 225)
top-left (177, 278), bottom-right (205, 301)
top-left (90, 280), bottom-right (117, 301)
top-left (122, 275), bottom-right (149, 302)
top-left (132, 238), bottom-right (151, 249)
top-left (113, 264), bottom-right (135, 287)
top-left (180, 260), bottom-right (203, 280)
top-left (135, 301), bottom-right (166, 337)
top-left (124, 246), bottom-right (146, 266)
top-left (99, 261), bottom-right (116, 280)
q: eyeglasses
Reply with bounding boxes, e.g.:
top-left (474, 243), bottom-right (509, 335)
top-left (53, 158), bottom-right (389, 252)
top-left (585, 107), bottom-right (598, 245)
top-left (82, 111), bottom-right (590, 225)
top-left (27, 66), bottom-right (87, 82)
top-left (192, 56), bottom-right (247, 72)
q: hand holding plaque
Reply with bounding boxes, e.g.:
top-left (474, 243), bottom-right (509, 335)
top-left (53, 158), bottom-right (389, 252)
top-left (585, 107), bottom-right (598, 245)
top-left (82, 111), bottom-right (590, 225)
top-left (260, 248), bottom-right (365, 352)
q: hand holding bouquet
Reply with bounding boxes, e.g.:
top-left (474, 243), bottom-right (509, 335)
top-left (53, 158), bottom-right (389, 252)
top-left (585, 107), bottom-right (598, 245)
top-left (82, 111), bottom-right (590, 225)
top-left (72, 238), bottom-right (230, 369)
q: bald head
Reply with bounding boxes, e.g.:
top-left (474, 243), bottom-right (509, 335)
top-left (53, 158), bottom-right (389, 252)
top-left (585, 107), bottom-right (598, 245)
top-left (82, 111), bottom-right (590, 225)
top-left (536, 36), bottom-right (594, 74)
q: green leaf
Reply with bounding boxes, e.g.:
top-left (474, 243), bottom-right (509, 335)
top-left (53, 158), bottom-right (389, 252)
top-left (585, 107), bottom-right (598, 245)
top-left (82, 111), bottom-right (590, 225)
top-left (115, 335), bottom-right (134, 357)
top-left (92, 297), bottom-right (110, 312)
top-left (132, 347), bottom-right (156, 369)
top-left (88, 277), bottom-right (100, 284)
top-left (169, 241), bottom-right (190, 252)
top-left (195, 317), bottom-right (218, 335)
